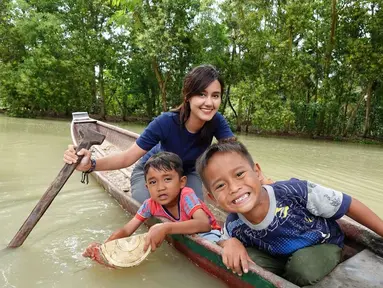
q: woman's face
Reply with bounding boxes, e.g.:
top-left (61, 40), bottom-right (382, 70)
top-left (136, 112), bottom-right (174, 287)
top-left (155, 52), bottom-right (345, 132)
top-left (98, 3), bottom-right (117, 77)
top-left (188, 80), bottom-right (222, 123)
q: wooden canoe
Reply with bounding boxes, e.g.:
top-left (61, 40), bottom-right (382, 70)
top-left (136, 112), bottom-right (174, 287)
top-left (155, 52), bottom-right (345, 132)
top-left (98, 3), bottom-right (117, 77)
top-left (71, 112), bottom-right (383, 288)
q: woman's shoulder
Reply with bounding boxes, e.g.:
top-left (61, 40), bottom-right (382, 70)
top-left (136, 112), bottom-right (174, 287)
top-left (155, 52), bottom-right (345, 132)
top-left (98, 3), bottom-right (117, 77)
top-left (153, 111), bottom-right (180, 125)
top-left (212, 111), bottom-right (233, 133)
top-left (212, 111), bottom-right (227, 123)
top-left (213, 111), bottom-right (223, 118)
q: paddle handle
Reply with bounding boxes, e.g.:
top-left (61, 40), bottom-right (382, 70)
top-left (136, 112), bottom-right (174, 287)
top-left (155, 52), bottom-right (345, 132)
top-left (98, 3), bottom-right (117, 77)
top-left (8, 128), bottom-right (105, 248)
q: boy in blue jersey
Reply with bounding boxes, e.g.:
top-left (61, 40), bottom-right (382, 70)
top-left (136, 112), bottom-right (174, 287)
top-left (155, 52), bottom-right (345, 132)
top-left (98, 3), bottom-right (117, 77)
top-left (196, 141), bottom-right (383, 286)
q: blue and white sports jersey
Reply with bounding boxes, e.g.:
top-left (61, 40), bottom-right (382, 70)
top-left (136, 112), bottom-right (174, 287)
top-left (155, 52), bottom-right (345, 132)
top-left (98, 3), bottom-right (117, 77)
top-left (222, 179), bottom-right (352, 256)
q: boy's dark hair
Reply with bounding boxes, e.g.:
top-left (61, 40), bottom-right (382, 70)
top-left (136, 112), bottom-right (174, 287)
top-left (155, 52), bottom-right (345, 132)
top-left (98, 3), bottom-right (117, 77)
top-left (196, 141), bottom-right (255, 188)
top-left (144, 151), bottom-right (184, 180)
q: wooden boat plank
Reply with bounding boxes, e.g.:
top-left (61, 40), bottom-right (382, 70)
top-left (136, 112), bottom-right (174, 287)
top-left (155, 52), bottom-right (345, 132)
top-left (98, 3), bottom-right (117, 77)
top-left (309, 249), bottom-right (383, 288)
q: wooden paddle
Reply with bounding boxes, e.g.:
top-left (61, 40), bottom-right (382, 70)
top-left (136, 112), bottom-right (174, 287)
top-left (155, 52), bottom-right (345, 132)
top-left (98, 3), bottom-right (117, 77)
top-left (8, 127), bottom-right (105, 248)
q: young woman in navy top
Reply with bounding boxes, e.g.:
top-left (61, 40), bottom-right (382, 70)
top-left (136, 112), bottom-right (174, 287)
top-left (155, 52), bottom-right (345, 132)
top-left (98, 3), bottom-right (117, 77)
top-left (63, 65), bottom-right (235, 203)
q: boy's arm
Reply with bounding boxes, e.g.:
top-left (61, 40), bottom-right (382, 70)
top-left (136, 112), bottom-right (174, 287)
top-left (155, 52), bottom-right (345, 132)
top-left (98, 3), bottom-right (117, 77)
top-left (105, 218), bottom-right (143, 243)
top-left (104, 198), bottom-right (153, 243)
top-left (144, 209), bottom-right (211, 252)
top-left (168, 189), bottom-right (212, 234)
top-left (82, 217), bottom-right (143, 260)
top-left (105, 198), bottom-right (152, 243)
top-left (163, 209), bottom-right (211, 234)
top-left (346, 198), bottom-right (383, 237)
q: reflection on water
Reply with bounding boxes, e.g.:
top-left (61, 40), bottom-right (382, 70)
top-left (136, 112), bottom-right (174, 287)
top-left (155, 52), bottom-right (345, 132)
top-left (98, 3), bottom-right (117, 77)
top-left (0, 115), bottom-right (225, 288)
top-left (1, 115), bottom-right (383, 288)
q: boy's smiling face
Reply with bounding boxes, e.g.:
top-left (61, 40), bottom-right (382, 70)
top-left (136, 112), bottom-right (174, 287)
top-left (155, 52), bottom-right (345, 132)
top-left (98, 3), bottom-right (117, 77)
top-left (146, 167), bottom-right (186, 206)
top-left (203, 151), bottom-right (264, 215)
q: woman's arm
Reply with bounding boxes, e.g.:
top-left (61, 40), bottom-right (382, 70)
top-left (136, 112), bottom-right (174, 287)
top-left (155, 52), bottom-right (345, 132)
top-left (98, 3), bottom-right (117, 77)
top-left (94, 142), bottom-right (146, 171)
top-left (346, 198), bottom-right (383, 237)
top-left (64, 142), bottom-right (147, 171)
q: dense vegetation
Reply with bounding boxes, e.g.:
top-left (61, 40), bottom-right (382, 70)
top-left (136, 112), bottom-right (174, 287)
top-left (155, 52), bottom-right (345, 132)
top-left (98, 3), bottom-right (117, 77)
top-left (1, 0), bottom-right (382, 139)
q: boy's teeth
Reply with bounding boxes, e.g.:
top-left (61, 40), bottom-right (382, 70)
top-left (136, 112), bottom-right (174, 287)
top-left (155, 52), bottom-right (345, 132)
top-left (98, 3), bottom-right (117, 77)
top-left (233, 193), bottom-right (249, 204)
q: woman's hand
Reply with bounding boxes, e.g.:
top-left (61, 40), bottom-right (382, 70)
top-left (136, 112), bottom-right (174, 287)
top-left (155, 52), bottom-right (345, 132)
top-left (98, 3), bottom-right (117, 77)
top-left (221, 238), bottom-right (254, 276)
top-left (144, 224), bottom-right (169, 252)
top-left (63, 144), bottom-right (91, 171)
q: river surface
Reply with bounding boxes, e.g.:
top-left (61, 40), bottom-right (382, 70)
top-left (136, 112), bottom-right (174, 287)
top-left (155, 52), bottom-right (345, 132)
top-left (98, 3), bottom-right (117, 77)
top-left (1, 115), bottom-right (383, 287)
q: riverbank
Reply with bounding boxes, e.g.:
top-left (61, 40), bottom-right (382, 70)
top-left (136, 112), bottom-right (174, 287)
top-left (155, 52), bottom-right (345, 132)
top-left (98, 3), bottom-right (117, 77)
top-left (239, 129), bottom-right (383, 145)
top-left (0, 110), bottom-right (151, 124)
top-left (1, 110), bottom-right (382, 145)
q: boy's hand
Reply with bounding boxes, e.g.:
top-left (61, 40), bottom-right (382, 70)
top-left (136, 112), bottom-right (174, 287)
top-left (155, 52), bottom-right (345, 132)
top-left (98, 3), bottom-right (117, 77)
top-left (82, 242), bottom-right (105, 265)
top-left (82, 242), bottom-right (101, 258)
top-left (144, 223), bottom-right (169, 252)
top-left (82, 242), bottom-right (114, 268)
top-left (221, 238), bottom-right (254, 276)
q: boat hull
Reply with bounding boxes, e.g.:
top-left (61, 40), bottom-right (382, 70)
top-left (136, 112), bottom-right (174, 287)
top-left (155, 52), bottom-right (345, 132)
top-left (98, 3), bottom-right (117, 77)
top-left (71, 118), bottom-right (297, 288)
top-left (70, 113), bottom-right (383, 288)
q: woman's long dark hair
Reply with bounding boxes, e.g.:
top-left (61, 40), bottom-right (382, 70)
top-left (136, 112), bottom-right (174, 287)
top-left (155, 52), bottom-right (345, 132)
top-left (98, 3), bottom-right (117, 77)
top-left (173, 64), bottom-right (224, 144)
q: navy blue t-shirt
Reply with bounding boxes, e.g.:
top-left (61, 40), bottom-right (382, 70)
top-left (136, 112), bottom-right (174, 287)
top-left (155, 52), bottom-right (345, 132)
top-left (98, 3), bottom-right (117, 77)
top-left (136, 112), bottom-right (234, 174)
top-left (222, 179), bottom-right (352, 256)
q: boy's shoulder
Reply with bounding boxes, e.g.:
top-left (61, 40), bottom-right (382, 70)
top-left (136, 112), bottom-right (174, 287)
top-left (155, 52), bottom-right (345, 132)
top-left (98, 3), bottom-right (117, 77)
top-left (180, 186), bottom-right (195, 195)
top-left (269, 178), bottom-right (309, 197)
top-left (140, 197), bottom-right (157, 210)
top-left (179, 186), bottom-right (199, 201)
top-left (269, 179), bottom-right (350, 220)
top-left (179, 187), bottom-right (200, 205)
top-left (225, 213), bottom-right (243, 231)
top-left (270, 178), bottom-right (307, 187)
top-left (226, 212), bottom-right (240, 222)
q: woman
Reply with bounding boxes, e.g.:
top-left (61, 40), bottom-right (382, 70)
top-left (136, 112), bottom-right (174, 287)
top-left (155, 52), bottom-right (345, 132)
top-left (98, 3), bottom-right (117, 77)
top-left (63, 65), bottom-right (235, 203)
